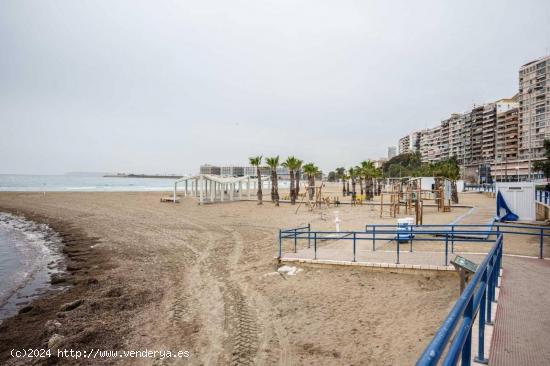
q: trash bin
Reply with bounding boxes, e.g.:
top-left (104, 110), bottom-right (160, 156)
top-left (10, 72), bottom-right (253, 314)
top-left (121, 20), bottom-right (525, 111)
top-left (396, 217), bottom-right (415, 242)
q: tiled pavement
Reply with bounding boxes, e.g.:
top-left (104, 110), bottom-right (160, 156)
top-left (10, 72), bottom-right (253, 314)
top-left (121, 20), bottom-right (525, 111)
top-left (489, 256), bottom-right (550, 366)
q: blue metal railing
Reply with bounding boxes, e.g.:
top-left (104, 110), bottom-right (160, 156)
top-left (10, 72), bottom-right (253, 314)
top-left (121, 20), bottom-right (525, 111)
top-left (278, 223), bottom-right (550, 263)
top-left (278, 223), bottom-right (549, 365)
top-left (416, 234), bottom-right (502, 366)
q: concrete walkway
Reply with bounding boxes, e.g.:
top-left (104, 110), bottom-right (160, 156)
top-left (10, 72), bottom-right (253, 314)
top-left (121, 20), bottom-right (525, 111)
top-left (490, 256), bottom-right (550, 366)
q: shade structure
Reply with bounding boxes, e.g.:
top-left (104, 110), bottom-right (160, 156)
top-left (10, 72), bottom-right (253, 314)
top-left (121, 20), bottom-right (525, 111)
top-left (172, 174), bottom-right (270, 204)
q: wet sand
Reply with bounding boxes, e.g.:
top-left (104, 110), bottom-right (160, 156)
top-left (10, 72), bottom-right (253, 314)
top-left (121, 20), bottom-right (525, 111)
top-left (0, 191), bottom-right (464, 365)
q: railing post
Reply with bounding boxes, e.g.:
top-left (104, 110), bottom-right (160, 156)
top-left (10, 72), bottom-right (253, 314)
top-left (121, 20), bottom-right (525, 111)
top-left (396, 237), bottom-right (400, 264)
top-left (353, 232), bottom-right (357, 262)
top-left (409, 226), bottom-right (413, 252)
top-left (278, 229), bottom-right (282, 259)
top-left (445, 234), bottom-right (449, 266)
top-left (486, 256), bottom-right (495, 325)
top-left (491, 254), bottom-right (497, 303)
top-left (314, 232), bottom-right (317, 260)
top-left (461, 297), bottom-right (473, 366)
top-left (540, 228), bottom-right (544, 259)
top-left (294, 229), bottom-right (297, 253)
top-left (372, 226), bottom-right (376, 252)
top-left (475, 270), bottom-right (489, 364)
top-left (308, 223), bottom-right (311, 249)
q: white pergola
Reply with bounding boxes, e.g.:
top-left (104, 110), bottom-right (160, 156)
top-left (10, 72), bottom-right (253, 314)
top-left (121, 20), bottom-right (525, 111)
top-left (173, 174), bottom-right (271, 204)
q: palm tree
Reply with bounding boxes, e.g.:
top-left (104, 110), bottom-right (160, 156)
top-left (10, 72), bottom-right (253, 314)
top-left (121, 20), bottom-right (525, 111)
top-left (348, 167), bottom-right (358, 200)
top-left (295, 159), bottom-right (303, 198)
top-left (359, 160), bottom-right (376, 200)
top-left (302, 163), bottom-right (319, 200)
top-left (266, 156), bottom-right (280, 206)
top-left (249, 156), bottom-right (263, 205)
top-left (335, 167), bottom-right (346, 195)
top-left (282, 156), bottom-right (300, 204)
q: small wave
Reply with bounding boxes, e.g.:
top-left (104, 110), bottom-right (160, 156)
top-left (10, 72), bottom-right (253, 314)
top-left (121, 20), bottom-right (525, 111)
top-left (0, 213), bottom-right (66, 321)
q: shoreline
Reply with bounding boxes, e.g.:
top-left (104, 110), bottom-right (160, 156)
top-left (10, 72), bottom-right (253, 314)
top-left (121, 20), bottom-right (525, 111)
top-left (0, 212), bottom-right (67, 322)
top-left (0, 207), bottom-right (109, 364)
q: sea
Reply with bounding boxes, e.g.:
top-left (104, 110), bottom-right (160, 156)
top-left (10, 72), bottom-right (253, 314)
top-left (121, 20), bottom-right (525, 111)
top-left (0, 212), bottom-right (65, 321)
top-left (0, 174), bottom-right (179, 192)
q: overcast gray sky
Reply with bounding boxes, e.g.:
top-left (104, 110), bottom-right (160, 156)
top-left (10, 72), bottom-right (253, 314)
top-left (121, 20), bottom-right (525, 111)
top-left (1, 1), bottom-right (549, 175)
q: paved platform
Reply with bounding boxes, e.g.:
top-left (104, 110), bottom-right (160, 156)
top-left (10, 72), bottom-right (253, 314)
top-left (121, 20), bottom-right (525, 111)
top-left (281, 242), bottom-right (487, 270)
top-left (490, 256), bottom-right (550, 366)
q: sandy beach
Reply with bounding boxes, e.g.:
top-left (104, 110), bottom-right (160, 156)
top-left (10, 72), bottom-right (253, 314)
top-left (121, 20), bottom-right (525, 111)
top-left (0, 191), bottom-right (469, 365)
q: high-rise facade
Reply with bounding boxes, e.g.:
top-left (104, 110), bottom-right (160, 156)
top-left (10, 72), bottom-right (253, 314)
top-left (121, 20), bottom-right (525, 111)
top-left (518, 55), bottom-right (550, 163)
top-left (398, 131), bottom-right (421, 155)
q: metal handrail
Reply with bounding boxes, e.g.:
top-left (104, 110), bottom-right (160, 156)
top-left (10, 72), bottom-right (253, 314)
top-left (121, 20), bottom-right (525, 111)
top-left (278, 223), bottom-right (547, 265)
top-left (416, 234), bottom-right (502, 366)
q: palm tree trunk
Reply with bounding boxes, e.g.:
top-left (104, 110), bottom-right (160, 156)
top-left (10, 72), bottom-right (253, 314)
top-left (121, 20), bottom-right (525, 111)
top-left (256, 166), bottom-right (263, 205)
top-left (290, 170), bottom-right (296, 204)
top-left (342, 179), bottom-right (346, 196)
top-left (359, 177), bottom-right (364, 195)
top-left (295, 170), bottom-right (300, 197)
top-left (270, 169), bottom-right (276, 202)
top-left (273, 171), bottom-right (280, 206)
top-left (308, 175), bottom-right (315, 200)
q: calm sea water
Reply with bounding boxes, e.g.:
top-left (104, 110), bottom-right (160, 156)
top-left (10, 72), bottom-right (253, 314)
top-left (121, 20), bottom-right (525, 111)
top-left (0, 174), bottom-right (177, 192)
top-left (0, 174), bottom-right (288, 192)
top-left (0, 213), bottom-right (65, 321)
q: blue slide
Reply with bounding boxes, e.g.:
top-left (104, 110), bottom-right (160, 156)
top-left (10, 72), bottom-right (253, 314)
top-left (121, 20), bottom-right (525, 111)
top-left (496, 191), bottom-right (519, 222)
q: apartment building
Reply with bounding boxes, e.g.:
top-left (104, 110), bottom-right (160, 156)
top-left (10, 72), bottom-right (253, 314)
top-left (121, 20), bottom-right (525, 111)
top-left (469, 105), bottom-right (484, 165)
top-left (448, 113), bottom-right (464, 162)
top-left (419, 126), bottom-right (442, 163)
top-left (199, 164), bottom-right (293, 179)
top-left (493, 101), bottom-right (520, 180)
top-left (518, 55), bottom-right (550, 163)
top-left (199, 164), bottom-right (221, 175)
top-left (398, 131), bottom-right (421, 155)
top-left (398, 135), bottom-right (410, 155)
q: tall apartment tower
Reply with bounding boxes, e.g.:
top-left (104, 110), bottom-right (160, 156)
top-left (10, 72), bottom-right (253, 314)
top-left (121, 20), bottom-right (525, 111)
top-left (398, 135), bottom-right (410, 154)
top-left (493, 98), bottom-right (519, 181)
top-left (398, 131), bottom-right (421, 154)
top-left (448, 113), bottom-right (464, 162)
top-left (518, 55), bottom-right (550, 163)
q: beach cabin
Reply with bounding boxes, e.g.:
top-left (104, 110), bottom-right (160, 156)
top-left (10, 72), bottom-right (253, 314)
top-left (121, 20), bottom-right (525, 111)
top-left (495, 182), bottom-right (536, 221)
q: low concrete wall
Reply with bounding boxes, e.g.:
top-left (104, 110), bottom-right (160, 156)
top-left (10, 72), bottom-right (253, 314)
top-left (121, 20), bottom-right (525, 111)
top-left (536, 202), bottom-right (550, 221)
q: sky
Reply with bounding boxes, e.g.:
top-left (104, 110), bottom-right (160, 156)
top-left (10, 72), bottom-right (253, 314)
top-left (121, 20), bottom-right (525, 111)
top-left (1, 1), bottom-right (550, 175)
